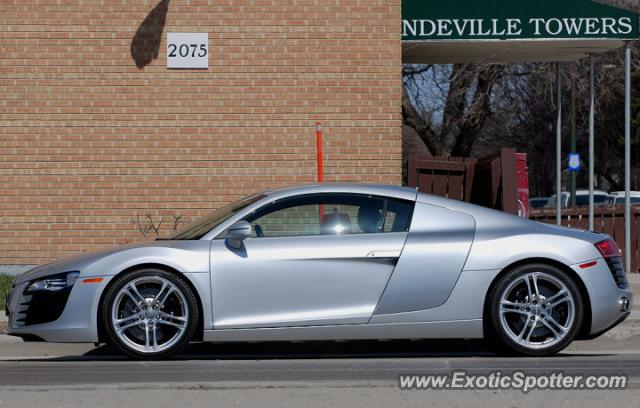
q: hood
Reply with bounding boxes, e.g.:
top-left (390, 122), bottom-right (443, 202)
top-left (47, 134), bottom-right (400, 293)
top-left (13, 240), bottom-right (182, 285)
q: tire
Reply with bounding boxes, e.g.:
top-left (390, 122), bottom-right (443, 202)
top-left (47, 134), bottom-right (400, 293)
top-left (487, 263), bottom-right (584, 357)
top-left (101, 268), bottom-right (199, 360)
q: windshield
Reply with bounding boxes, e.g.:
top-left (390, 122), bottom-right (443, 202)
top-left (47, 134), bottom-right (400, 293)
top-left (167, 194), bottom-right (265, 240)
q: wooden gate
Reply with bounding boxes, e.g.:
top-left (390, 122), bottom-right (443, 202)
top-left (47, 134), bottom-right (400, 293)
top-left (407, 155), bottom-right (477, 202)
top-left (407, 148), bottom-right (518, 214)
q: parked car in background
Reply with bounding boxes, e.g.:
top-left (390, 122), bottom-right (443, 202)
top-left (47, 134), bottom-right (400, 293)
top-left (529, 197), bottom-right (549, 209)
top-left (546, 190), bottom-right (609, 208)
top-left (608, 191), bottom-right (640, 206)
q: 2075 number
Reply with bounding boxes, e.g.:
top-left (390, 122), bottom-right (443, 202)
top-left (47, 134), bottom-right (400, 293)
top-left (168, 43), bottom-right (207, 58)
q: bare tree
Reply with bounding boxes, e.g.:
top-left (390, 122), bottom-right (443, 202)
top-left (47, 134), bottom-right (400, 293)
top-left (132, 213), bottom-right (186, 239)
top-left (171, 215), bottom-right (184, 231)
top-left (403, 64), bottom-right (504, 157)
top-left (403, 39), bottom-right (640, 196)
top-left (134, 214), bottom-right (165, 239)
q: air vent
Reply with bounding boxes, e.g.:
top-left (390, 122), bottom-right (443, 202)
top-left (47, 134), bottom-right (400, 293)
top-left (605, 256), bottom-right (629, 290)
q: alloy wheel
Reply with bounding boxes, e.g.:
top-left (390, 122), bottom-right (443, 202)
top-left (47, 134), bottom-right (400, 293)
top-left (110, 276), bottom-right (190, 354)
top-left (498, 271), bottom-right (575, 350)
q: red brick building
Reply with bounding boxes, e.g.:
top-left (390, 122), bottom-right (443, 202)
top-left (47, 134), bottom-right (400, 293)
top-left (0, 0), bottom-right (403, 270)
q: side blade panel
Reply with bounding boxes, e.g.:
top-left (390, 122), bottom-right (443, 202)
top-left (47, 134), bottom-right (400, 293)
top-left (373, 203), bottom-right (476, 315)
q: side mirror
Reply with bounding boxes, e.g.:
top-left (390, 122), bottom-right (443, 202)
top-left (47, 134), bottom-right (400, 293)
top-left (226, 221), bottom-right (252, 249)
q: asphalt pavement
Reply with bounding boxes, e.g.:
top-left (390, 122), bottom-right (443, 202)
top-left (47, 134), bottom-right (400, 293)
top-left (0, 276), bottom-right (637, 407)
top-left (0, 317), bottom-right (639, 407)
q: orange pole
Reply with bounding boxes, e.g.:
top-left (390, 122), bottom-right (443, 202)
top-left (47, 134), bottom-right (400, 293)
top-left (316, 122), bottom-right (325, 223)
top-left (316, 122), bottom-right (324, 183)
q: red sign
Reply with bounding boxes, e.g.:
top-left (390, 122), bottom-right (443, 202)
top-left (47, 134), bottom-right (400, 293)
top-left (516, 153), bottom-right (530, 218)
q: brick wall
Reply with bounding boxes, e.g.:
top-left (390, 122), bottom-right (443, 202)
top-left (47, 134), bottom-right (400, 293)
top-left (0, 0), bottom-right (403, 266)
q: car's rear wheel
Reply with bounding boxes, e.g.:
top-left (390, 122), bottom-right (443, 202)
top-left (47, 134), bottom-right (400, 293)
top-left (488, 264), bottom-right (584, 356)
top-left (102, 269), bottom-right (198, 360)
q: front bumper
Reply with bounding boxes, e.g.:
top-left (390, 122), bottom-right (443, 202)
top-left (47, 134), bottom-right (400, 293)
top-left (572, 260), bottom-right (634, 336)
top-left (6, 276), bottom-right (112, 343)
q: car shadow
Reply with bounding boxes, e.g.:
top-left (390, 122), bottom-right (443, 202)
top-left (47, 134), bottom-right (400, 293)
top-left (30, 339), bottom-right (610, 362)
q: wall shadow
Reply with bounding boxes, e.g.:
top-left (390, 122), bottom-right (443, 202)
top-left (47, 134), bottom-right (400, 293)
top-left (130, 0), bottom-right (170, 69)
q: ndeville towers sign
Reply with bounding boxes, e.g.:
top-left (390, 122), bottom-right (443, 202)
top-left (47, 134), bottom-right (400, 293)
top-left (402, 0), bottom-right (639, 41)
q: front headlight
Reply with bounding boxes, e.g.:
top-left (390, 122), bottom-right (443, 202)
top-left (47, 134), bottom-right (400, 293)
top-left (26, 271), bottom-right (80, 293)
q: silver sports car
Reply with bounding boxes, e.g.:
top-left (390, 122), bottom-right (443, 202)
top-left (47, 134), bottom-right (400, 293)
top-left (6, 184), bottom-right (634, 359)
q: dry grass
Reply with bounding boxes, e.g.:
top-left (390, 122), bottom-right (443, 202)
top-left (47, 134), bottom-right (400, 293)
top-left (0, 274), bottom-right (15, 311)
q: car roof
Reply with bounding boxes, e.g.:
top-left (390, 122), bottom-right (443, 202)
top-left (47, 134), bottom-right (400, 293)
top-left (263, 183), bottom-right (419, 202)
top-left (551, 190), bottom-right (608, 196)
top-left (610, 191), bottom-right (640, 196)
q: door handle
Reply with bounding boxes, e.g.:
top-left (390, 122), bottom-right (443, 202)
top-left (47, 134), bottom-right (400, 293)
top-left (366, 250), bottom-right (401, 258)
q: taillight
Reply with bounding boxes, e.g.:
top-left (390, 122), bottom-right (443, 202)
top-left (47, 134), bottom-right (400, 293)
top-left (595, 238), bottom-right (621, 259)
top-left (595, 238), bottom-right (628, 289)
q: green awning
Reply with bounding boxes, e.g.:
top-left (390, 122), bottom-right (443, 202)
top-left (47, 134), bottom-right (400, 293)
top-left (402, 0), bottom-right (640, 63)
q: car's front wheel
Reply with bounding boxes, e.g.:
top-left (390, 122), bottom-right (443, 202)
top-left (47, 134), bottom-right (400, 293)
top-left (102, 269), bottom-right (199, 360)
top-left (488, 264), bottom-right (584, 356)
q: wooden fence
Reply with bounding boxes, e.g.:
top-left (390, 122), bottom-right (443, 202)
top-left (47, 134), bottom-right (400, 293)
top-left (407, 155), bottom-right (477, 202)
top-left (407, 148), bottom-right (518, 214)
top-left (470, 148), bottom-right (518, 215)
top-left (530, 207), bottom-right (640, 273)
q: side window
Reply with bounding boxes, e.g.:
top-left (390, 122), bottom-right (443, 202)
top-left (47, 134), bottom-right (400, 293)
top-left (249, 202), bottom-right (322, 237)
top-left (243, 194), bottom-right (414, 238)
top-left (383, 198), bottom-right (414, 232)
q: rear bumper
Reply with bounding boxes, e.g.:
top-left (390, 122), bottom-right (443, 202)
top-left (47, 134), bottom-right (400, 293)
top-left (572, 260), bottom-right (634, 336)
top-left (580, 312), bottom-right (631, 340)
top-left (6, 276), bottom-right (112, 343)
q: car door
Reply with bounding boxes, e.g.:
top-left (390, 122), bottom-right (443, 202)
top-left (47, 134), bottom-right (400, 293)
top-left (209, 193), bottom-right (414, 329)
